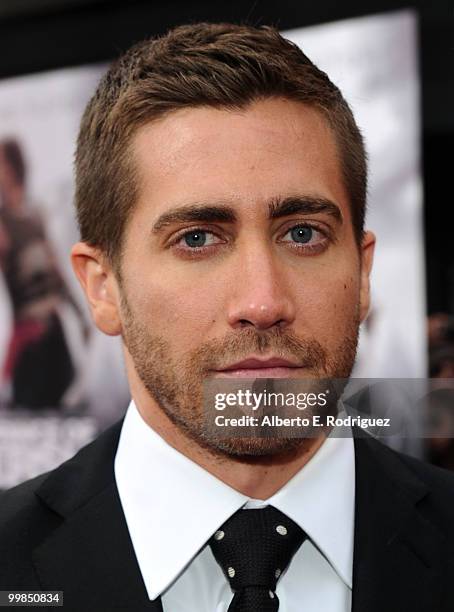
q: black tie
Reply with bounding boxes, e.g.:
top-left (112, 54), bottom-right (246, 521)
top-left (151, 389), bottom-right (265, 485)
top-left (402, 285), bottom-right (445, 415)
top-left (209, 505), bottom-right (306, 611)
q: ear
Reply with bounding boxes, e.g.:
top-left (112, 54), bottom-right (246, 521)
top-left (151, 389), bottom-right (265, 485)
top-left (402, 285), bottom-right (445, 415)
top-left (358, 230), bottom-right (376, 323)
top-left (71, 242), bottom-right (122, 336)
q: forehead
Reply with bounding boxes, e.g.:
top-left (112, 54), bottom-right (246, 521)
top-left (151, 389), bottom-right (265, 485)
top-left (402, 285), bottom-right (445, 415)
top-left (131, 97), bottom-right (350, 222)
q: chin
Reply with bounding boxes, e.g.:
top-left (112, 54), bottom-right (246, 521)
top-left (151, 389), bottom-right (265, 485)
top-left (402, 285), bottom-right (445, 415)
top-left (201, 435), bottom-right (309, 459)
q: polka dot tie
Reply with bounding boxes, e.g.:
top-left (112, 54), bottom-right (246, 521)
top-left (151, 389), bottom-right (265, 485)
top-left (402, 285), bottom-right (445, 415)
top-left (209, 505), bottom-right (306, 611)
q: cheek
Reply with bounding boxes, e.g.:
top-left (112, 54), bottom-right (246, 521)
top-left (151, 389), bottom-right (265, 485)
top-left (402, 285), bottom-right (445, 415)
top-left (126, 269), bottom-right (227, 343)
top-left (293, 267), bottom-right (360, 339)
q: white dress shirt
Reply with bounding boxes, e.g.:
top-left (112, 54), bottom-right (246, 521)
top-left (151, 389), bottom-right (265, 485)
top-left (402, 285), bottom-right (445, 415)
top-left (115, 401), bottom-right (355, 611)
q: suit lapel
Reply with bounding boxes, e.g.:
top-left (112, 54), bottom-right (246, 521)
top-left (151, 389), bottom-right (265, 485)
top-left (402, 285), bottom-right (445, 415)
top-left (352, 432), bottom-right (446, 612)
top-left (31, 421), bottom-right (163, 612)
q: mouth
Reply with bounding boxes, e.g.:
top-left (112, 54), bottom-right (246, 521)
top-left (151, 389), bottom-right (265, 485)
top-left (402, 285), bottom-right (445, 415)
top-left (212, 356), bottom-right (306, 379)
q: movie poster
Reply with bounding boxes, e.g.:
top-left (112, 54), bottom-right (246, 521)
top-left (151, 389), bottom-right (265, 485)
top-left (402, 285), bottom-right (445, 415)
top-left (0, 10), bottom-right (424, 488)
top-left (0, 65), bottom-right (129, 488)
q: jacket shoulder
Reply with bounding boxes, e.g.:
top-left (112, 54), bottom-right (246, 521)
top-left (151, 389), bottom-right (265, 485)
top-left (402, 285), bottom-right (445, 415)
top-left (378, 441), bottom-right (454, 536)
top-left (0, 471), bottom-right (50, 521)
top-left (0, 472), bottom-right (62, 588)
top-left (0, 419), bottom-right (123, 588)
top-left (398, 449), bottom-right (454, 501)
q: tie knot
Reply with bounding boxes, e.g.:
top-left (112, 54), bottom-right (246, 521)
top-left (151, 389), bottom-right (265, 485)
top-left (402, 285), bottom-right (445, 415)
top-left (209, 506), bottom-right (305, 592)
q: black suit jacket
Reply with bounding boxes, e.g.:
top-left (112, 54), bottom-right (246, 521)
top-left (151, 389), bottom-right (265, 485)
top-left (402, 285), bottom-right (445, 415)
top-left (1, 421), bottom-right (454, 612)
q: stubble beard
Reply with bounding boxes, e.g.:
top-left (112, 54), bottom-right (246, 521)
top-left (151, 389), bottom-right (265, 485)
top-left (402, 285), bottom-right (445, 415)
top-left (120, 291), bottom-right (360, 460)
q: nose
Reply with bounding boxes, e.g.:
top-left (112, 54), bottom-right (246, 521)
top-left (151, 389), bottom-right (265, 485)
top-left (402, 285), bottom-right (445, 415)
top-left (226, 243), bottom-right (296, 331)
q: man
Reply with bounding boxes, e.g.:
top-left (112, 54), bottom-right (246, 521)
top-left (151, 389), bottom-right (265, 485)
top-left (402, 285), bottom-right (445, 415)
top-left (1, 22), bottom-right (453, 612)
top-left (0, 138), bottom-right (88, 408)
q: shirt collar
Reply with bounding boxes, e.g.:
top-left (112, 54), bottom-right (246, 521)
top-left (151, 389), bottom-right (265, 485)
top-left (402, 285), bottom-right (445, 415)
top-left (263, 426), bottom-right (355, 589)
top-left (115, 400), bottom-right (355, 600)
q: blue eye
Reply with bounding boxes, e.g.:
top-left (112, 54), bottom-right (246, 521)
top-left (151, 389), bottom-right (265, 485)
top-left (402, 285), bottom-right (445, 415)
top-left (184, 230), bottom-right (207, 247)
top-left (290, 226), bottom-right (313, 243)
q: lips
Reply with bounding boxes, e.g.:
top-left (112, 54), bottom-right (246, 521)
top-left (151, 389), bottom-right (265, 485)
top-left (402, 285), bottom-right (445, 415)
top-left (221, 357), bottom-right (301, 370)
top-left (214, 357), bottom-right (304, 378)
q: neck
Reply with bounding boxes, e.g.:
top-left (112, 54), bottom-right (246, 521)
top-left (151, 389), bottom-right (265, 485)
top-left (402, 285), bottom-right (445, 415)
top-left (132, 383), bottom-right (326, 499)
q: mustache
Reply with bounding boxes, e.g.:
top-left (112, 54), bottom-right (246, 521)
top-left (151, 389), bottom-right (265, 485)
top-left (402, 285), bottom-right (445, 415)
top-left (188, 327), bottom-right (328, 372)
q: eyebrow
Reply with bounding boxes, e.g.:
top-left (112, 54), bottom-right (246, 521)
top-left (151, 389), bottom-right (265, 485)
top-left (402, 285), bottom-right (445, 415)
top-left (151, 195), bottom-right (342, 233)
top-left (268, 196), bottom-right (343, 223)
top-left (152, 204), bottom-right (237, 233)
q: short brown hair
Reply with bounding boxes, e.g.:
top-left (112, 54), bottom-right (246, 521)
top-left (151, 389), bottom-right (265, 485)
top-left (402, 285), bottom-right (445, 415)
top-left (75, 22), bottom-right (367, 266)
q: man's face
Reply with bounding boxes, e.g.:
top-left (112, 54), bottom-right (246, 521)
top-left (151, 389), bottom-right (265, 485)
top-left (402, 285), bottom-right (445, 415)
top-left (114, 97), bottom-right (374, 456)
top-left (0, 149), bottom-right (18, 209)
